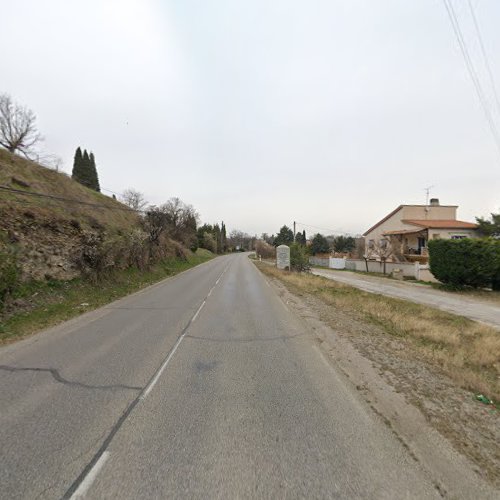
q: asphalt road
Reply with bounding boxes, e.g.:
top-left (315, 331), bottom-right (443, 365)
top-left (1, 254), bottom-right (443, 499)
top-left (312, 268), bottom-right (500, 329)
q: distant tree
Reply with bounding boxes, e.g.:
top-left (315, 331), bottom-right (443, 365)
top-left (122, 188), bottom-right (148, 211)
top-left (310, 233), bottom-right (330, 255)
top-left (295, 230), bottom-right (307, 245)
top-left (476, 212), bottom-right (500, 238)
top-left (0, 93), bottom-right (42, 158)
top-left (221, 222), bottom-right (228, 252)
top-left (88, 152), bottom-right (100, 192)
top-left (274, 225), bottom-right (294, 246)
top-left (290, 243), bottom-right (310, 272)
top-left (228, 229), bottom-right (253, 251)
top-left (333, 235), bottom-right (355, 253)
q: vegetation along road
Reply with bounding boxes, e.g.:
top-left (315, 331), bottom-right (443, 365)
top-left (0, 253), bottom-right (474, 499)
top-left (311, 268), bottom-right (500, 329)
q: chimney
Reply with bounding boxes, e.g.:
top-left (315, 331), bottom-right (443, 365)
top-left (429, 198), bottom-right (439, 206)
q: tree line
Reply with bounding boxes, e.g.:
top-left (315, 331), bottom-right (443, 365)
top-left (267, 225), bottom-right (356, 255)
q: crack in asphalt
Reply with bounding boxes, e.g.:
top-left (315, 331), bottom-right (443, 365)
top-left (0, 365), bottom-right (142, 392)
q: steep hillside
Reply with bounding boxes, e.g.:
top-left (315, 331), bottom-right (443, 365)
top-left (0, 149), bottom-right (140, 280)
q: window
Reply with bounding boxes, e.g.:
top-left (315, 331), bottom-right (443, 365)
top-left (380, 238), bottom-right (388, 249)
top-left (432, 233), bottom-right (441, 239)
top-left (368, 239), bottom-right (374, 249)
top-left (451, 235), bottom-right (467, 239)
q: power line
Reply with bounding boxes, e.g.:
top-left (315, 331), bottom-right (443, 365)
top-left (294, 221), bottom-right (357, 237)
top-left (0, 185), bottom-right (143, 213)
top-left (442, 0), bottom-right (500, 156)
top-left (467, 0), bottom-right (500, 117)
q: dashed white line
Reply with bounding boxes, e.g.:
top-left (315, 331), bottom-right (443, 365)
top-left (191, 300), bottom-right (206, 323)
top-left (65, 261), bottom-right (233, 498)
top-left (139, 265), bottom-right (230, 401)
top-left (70, 451), bottom-right (110, 499)
top-left (140, 333), bottom-right (186, 400)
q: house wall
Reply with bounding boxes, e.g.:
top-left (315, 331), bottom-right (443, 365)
top-left (363, 205), bottom-right (464, 259)
top-left (364, 205), bottom-right (458, 246)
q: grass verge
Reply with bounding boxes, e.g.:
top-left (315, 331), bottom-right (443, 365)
top-left (0, 249), bottom-right (214, 345)
top-left (257, 263), bottom-right (500, 403)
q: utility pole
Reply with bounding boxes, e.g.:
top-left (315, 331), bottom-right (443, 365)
top-left (293, 221), bottom-right (296, 242)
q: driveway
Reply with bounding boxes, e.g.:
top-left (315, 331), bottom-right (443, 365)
top-left (311, 268), bottom-right (500, 329)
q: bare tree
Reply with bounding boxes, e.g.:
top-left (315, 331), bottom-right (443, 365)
top-left (122, 188), bottom-right (148, 211)
top-left (144, 197), bottom-right (199, 248)
top-left (36, 152), bottom-right (63, 172)
top-left (365, 238), bottom-right (394, 274)
top-left (0, 93), bottom-right (42, 158)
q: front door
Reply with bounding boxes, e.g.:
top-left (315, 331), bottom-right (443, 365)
top-left (417, 237), bottom-right (426, 254)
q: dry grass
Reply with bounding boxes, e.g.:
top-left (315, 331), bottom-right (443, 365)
top-left (259, 264), bottom-right (500, 401)
top-left (0, 149), bottom-right (139, 231)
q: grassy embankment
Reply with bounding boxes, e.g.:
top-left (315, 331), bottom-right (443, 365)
top-left (0, 248), bottom-right (214, 344)
top-left (257, 263), bottom-right (500, 403)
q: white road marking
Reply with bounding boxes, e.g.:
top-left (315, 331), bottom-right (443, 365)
top-left (139, 265), bottom-right (230, 401)
top-left (191, 301), bottom-right (206, 322)
top-left (140, 333), bottom-right (186, 400)
top-left (66, 261), bottom-right (232, 497)
top-left (70, 451), bottom-right (110, 499)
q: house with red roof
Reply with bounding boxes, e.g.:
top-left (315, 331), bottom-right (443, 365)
top-left (363, 199), bottom-right (478, 262)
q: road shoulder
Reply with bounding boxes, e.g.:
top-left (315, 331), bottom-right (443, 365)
top-left (257, 263), bottom-right (499, 497)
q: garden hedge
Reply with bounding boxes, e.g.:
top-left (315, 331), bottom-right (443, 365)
top-left (428, 238), bottom-right (500, 289)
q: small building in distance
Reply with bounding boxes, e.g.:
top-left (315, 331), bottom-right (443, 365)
top-left (363, 199), bottom-right (478, 262)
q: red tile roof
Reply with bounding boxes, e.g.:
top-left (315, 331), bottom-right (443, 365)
top-left (402, 219), bottom-right (478, 229)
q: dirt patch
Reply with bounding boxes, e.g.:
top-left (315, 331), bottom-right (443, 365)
top-left (258, 264), bottom-right (500, 490)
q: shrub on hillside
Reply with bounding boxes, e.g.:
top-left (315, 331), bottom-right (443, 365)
top-left (0, 241), bottom-right (19, 309)
top-left (428, 238), bottom-right (500, 289)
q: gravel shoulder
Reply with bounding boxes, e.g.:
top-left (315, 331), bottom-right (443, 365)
top-left (258, 264), bottom-right (500, 494)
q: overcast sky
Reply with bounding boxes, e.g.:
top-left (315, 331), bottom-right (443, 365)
top-left (2, 0), bottom-right (500, 236)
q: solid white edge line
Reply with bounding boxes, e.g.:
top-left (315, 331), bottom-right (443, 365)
top-left (70, 451), bottom-right (110, 499)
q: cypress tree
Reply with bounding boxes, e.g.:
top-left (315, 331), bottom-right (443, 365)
top-left (71, 147), bottom-right (84, 184)
top-left (80, 149), bottom-right (90, 188)
top-left (89, 152), bottom-right (100, 192)
top-left (221, 222), bottom-right (227, 252)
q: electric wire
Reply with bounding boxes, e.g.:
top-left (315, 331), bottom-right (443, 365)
top-left (442, 0), bottom-right (500, 156)
top-left (0, 185), bottom-right (145, 213)
top-left (294, 221), bottom-right (358, 237)
top-left (467, 0), bottom-right (500, 117)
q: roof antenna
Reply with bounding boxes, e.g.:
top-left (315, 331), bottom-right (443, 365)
top-left (424, 185), bottom-right (434, 213)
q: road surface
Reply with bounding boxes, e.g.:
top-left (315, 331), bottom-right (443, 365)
top-left (1, 254), bottom-right (447, 498)
top-left (312, 268), bottom-right (500, 329)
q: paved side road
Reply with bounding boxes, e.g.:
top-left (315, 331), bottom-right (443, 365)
top-left (0, 254), bottom-right (492, 498)
top-left (311, 268), bottom-right (500, 329)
